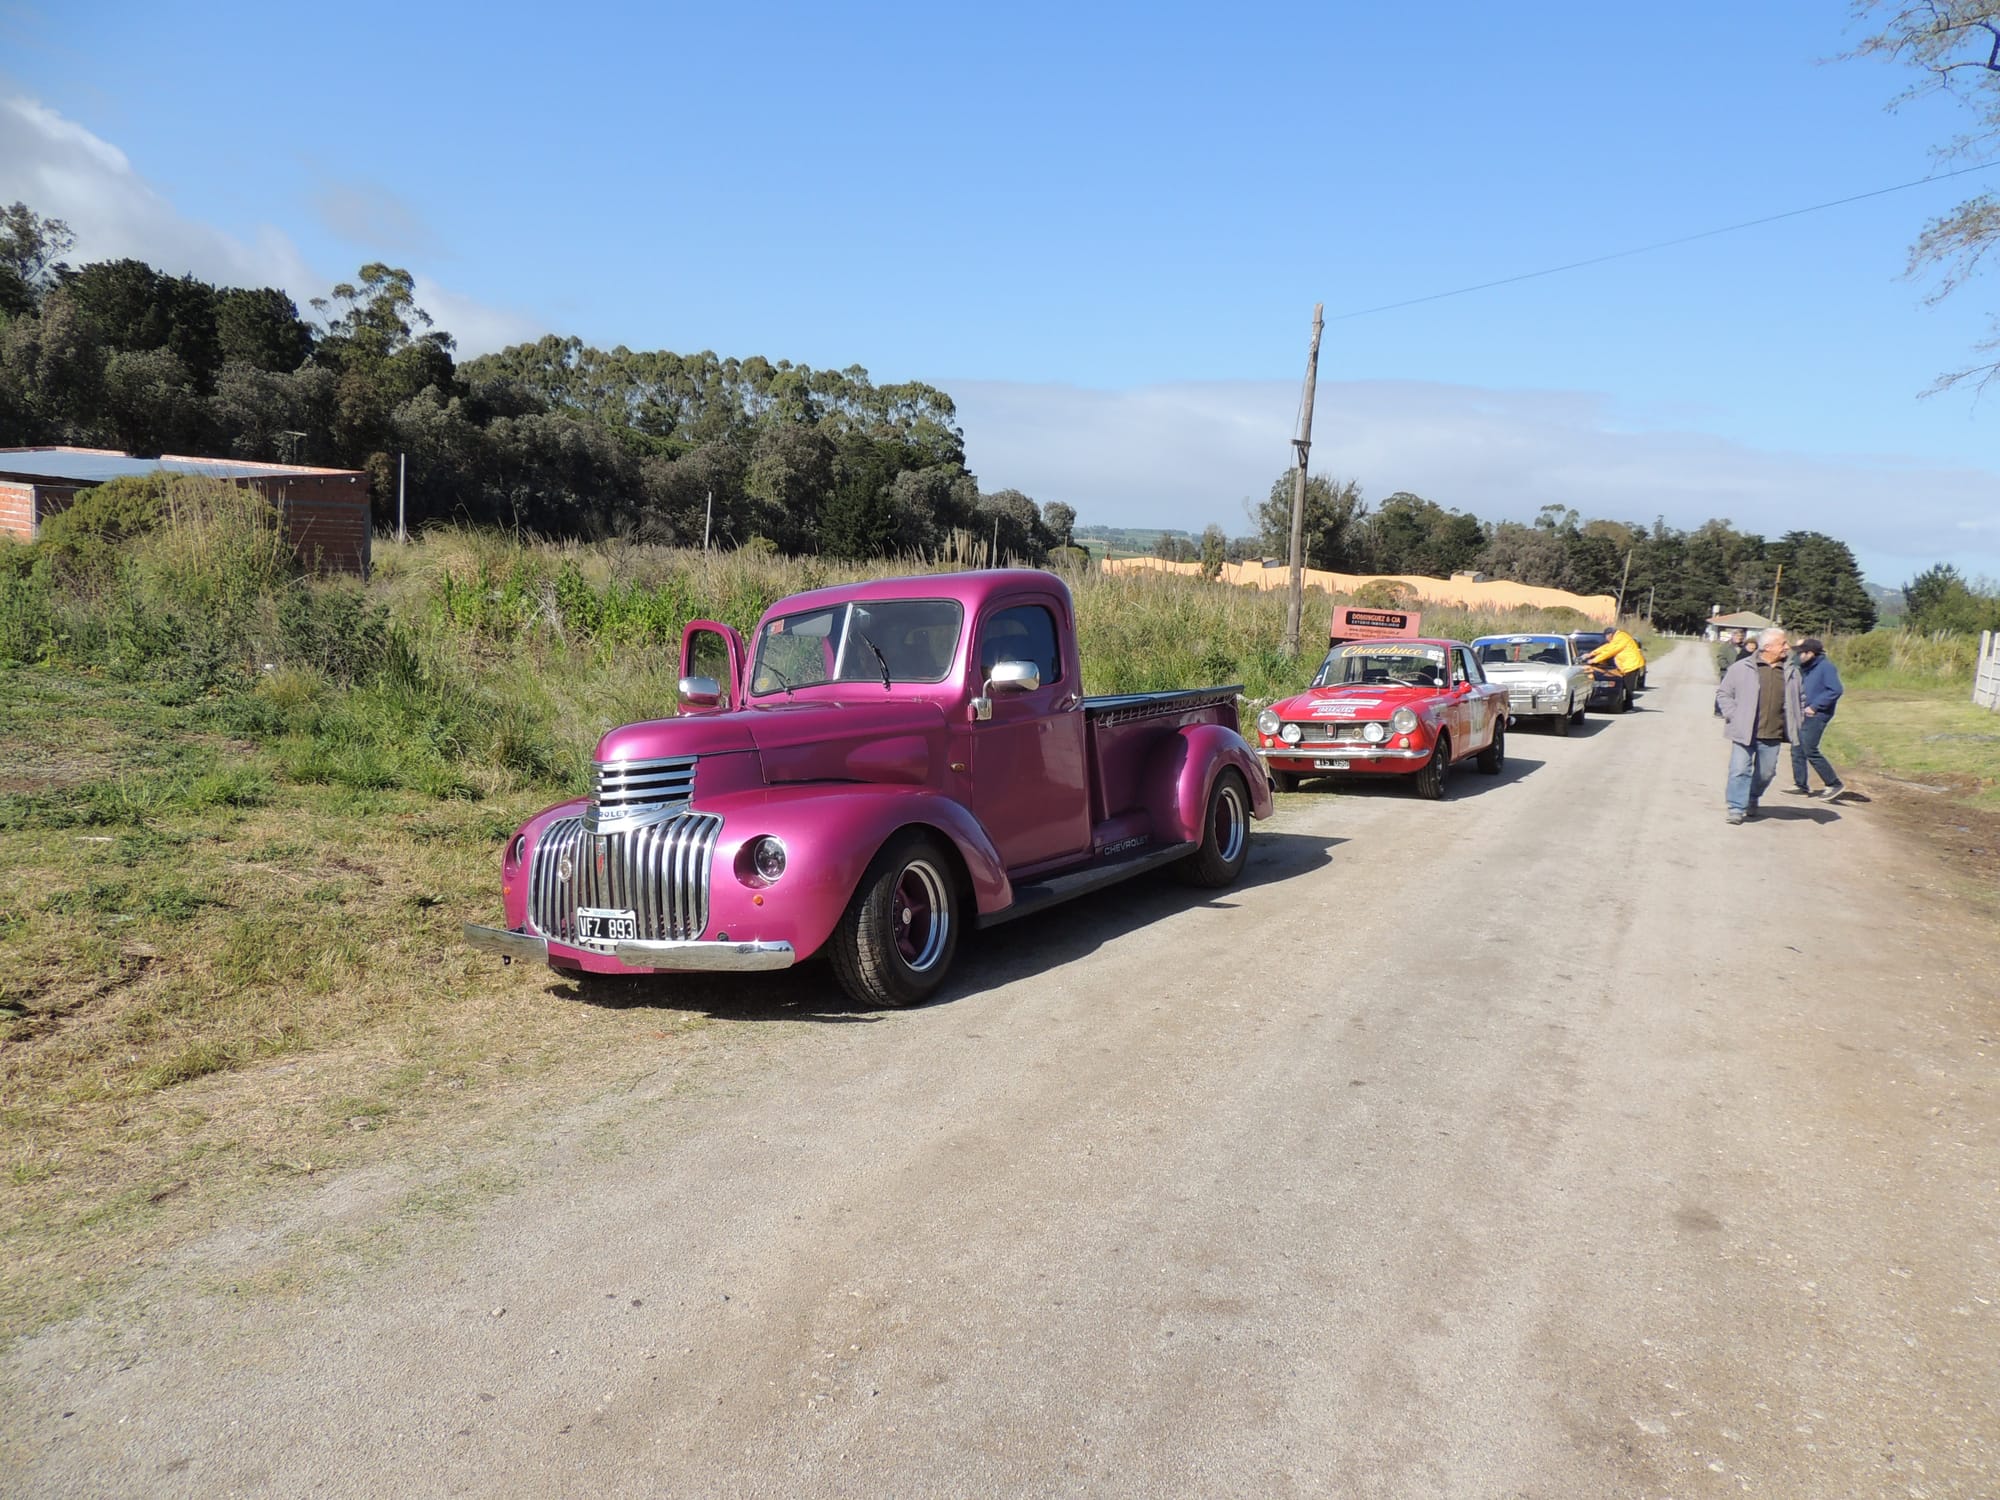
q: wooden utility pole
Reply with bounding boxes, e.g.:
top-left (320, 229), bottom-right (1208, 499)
top-left (1613, 549), bottom-right (1633, 618)
top-left (1280, 302), bottom-right (1325, 658)
top-left (1769, 563), bottom-right (1784, 622)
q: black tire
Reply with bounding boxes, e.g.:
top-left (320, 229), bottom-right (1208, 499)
top-left (1570, 703), bottom-right (1587, 726)
top-left (1413, 733), bottom-right (1451, 800)
top-left (830, 831), bottom-right (961, 1008)
top-left (1477, 719), bottom-right (1505, 775)
top-left (1271, 770), bottom-right (1301, 794)
top-left (1551, 706), bottom-right (1572, 737)
top-left (1176, 768), bottom-right (1252, 888)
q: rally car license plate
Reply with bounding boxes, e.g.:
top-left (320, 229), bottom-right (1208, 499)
top-left (1313, 758), bottom-right (1349, 770)
top-left (575, 907), bottom-right (638, 943)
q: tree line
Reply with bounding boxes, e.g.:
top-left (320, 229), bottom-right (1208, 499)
top-left (0, 204), bottom-right (1075, 561)
top-left (1133, 471), bottom-right (1881, 636)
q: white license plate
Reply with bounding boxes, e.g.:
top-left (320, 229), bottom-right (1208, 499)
top-left (1313, 758), bottom-right (1350, 771)
top-left (575, 907), bottom-right (638, 943)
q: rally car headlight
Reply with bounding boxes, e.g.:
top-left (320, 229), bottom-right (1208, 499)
top-left (1391, 707), bottom-right (1419, 734)
top-left (1256, 708), bottom-right (1280, 737)
top-left (1362, 721), bottom-right (1387, 744)
top-left (1279, 722), bottom-right (1303, 745)
top-left (509, 833), bottom-right (527, 867)
top-left (1540, 683), bottom-right (1566, 701)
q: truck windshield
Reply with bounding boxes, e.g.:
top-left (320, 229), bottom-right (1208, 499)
top-left (1313, 642), bottom-right (1448, 689)
top-left (750, 599), bottom-right (963, 696)
top-left (1475, 637), bottom-right (1570, 666)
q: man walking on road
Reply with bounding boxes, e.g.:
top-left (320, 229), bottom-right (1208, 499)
top-left (1782, 636), bottom-right (1849, 802)
top-left (1715, 627), bottom-right (1801, 825)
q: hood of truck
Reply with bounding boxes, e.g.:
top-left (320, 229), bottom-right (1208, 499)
top-left (596, 699), bottom-right (950, 787)
top-left (1477, 661), bottom-right (1567, 682)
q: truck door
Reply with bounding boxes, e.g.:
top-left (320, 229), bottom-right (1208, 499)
top-left (678, 620), bottom-right (747, 715)
top-left (967, 600), bottom-right (1091, 871)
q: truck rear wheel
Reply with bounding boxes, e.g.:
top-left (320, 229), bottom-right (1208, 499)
top-left (831, 831), bottom-right (960, 1009)
top-left (1413, 733), bottom-right (1451, 800)
top-left (1176, 768), bottom-right (1251, 888)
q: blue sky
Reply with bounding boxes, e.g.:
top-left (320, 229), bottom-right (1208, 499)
top-left (4, 0), bottom-right (1998, 586)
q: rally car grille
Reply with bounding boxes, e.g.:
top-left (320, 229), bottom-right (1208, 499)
top-left (586, 755), bottom-right (697, 834)
top-left (1295, 721), bottom-right (1378, 743)
top-left (528, 812), bottom-right (722, 950)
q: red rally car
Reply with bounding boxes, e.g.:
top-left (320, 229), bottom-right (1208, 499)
top-left (1255, 636), bottom-right (1510, 799)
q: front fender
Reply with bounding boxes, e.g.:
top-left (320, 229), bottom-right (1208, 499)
top-left (1146, 723), bottom-right (1274, 846)
top-left (501, 797), bottom-right (589, 930)
top-left (693, 785), bottom-right (1012, 962)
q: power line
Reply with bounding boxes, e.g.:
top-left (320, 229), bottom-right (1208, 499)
top-left (1329, 160), bottom-right (2000, 321)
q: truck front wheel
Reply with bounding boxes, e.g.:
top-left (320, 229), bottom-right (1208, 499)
top-left (831, 831), bottom-right (961, 1009)
top-left (1176, 768), bottom-right (1252, 888)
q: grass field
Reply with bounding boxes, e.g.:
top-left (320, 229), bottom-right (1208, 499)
top-left (0, 485), bottom-right (1757, 1342)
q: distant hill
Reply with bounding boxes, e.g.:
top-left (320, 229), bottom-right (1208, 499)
top-left (1073, 525), bottom-right (1196, 559)
top-left (1865, 581), bottom-right (1905, 623)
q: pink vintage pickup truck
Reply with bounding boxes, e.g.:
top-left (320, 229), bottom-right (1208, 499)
top-left (464, 568), bottom-right (1271, 1007)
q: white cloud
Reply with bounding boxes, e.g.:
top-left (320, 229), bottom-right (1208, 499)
top-left (0, 95), bottom-right (543, 356)
top-left (952, 377), bottom-right (2000, 585)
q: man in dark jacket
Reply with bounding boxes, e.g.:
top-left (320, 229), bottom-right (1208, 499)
top-left (1783, 636), bottom-right (1849, 802)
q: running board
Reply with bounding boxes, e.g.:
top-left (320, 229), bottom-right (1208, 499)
top-left (978, 841), bottom-right (1197, 930)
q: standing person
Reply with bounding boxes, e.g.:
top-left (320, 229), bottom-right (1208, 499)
top-left (1783, 636), bottom-right (1850, 802)
top-left (1714, 627), bottom-right (1802, 825)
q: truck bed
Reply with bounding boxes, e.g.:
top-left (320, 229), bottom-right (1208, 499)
top-left (1083, 684), bottom-right (1244, 826)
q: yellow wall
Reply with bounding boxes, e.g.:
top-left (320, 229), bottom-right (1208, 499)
top-left (1099, 556), bottom-right (1619, 625)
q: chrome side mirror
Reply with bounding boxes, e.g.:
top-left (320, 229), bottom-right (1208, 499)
top-left (970, 659), bottom-right (1040, 721)
top-left (989, 659), bottom-right (1040, 694)
top-left (677, 675), bottom-right (722, 709)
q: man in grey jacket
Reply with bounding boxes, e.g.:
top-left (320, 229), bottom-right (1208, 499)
top-left (1714, 627), bottom-right (1802, 825)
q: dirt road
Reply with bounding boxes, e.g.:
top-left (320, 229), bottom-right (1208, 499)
top-left (5, 643), bottom-right (1996, 1497)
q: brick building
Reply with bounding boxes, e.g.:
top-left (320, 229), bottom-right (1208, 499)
top-left (0, 447), bottom-right (371, 575)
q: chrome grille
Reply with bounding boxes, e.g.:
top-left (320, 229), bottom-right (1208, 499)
top-left (1507, 687), bottom-right (1539, 709)
top-left (1295, 721), bottom-right (1376, 744)
top-left (586, 755), bottom-right (698, 835)
top-left (527, 813), bottom-right (723, 950)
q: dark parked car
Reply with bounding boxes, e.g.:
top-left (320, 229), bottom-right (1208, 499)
top-left (1568, 631), bottom-right (1643, 711)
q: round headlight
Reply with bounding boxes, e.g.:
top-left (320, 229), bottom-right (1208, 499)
top-left (1362, 721), bottom-right (1387, 744)
top-left (509, 833), bottom-right (527, 866)
top-left (750, 835), bottom-right (787, 883)
top-left (1279, 722), bottom-right (1303, 745)
top-left (1391, 707), bottom-right (1419, 734)
top-left (1256, 707), bottom-right (1280, 737)
top-left (1541, 683), bottom-right (1565, 701)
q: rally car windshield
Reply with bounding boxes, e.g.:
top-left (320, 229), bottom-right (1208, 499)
top-left (750, 599), bottom-right (963, 696)
top-left (1475, 637), bottom-right (1570, 666)
top-left (1313, 643), bottom-right (1448, 689)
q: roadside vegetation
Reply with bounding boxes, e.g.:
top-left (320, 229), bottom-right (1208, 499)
top-left (0, 476), bottom-right (1642, 1343)
top-left (1822, 627), bottom-right (1998, 811)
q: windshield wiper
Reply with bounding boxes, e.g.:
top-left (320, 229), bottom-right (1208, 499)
top-left (857, 632), bottom-right (893, 690)
top-left (762, 663), bottom-right (795, 700)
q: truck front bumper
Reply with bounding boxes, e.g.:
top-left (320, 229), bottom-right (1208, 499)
top-left (464, 924), bottom-right (796, 973)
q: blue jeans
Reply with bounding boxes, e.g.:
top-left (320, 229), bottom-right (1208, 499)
top-left (1791, 713), bottom-right (1842, 790)
top-left (1727, 739), bottom-right (1783, 812)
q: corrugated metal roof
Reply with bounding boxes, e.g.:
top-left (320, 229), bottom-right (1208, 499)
top-left (0, 447), bottom-right (357, 483)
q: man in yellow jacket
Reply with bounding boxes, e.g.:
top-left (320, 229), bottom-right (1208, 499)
top-left (1583, 626), bottom-right (1646, 709)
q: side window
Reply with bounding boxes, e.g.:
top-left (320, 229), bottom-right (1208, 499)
top-left (1455, 647), bottom-right (1483, 684)
top-left (978, 604), bottom-right (1062, 686)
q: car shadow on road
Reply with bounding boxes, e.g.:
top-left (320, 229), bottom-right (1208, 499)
top-left (1515, 715), bottom-right (1613, 739)
top-left (550, 829), bottom-right (1345, 1022)
top-left (1751, 806), bottom-right (1841, 824)
top-left (1286, 752), bottom-right (1544, 800)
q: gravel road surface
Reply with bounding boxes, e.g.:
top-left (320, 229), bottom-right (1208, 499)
top-left (5, 642), bottom-right (1996, 1497)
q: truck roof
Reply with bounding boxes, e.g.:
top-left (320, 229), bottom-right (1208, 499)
top-left (763, 568), bottom-right (1072, 621)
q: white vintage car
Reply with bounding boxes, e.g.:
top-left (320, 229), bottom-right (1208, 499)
top-left (1471, 634), bottom-right (1591, 735)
